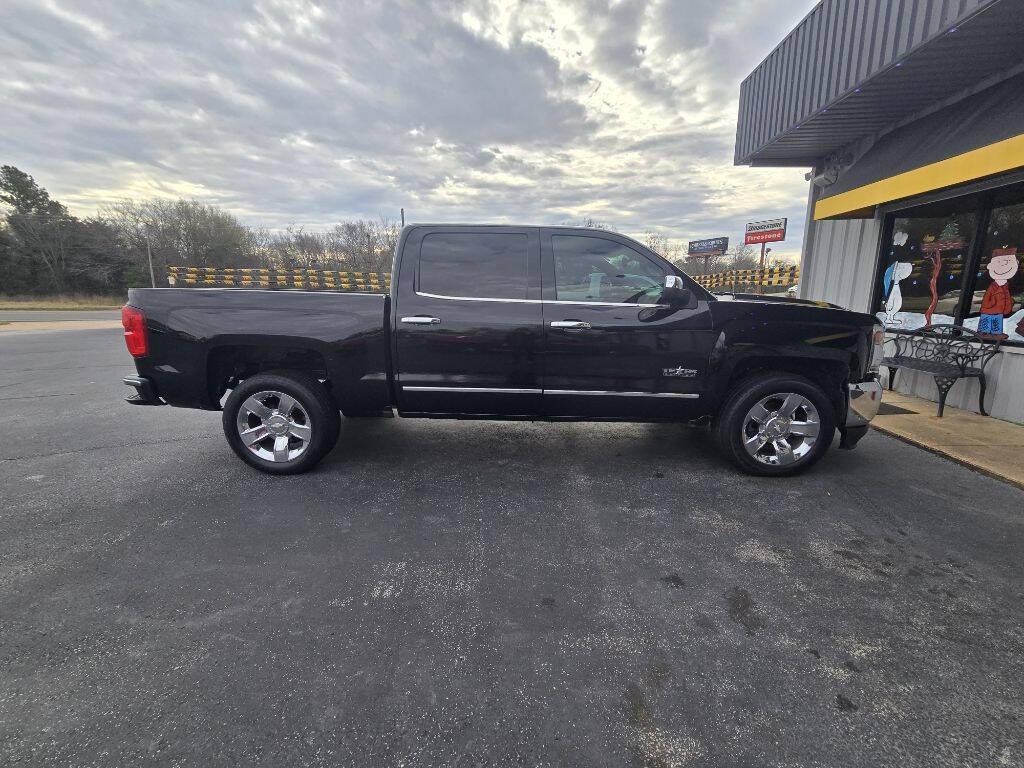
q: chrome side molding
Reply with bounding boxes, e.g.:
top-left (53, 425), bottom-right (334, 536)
top-left (544, 390), bottom-right (699, 399)
top-left (403, 386), bottom-right (543, 394)
top-left (401, 385), bottom-right (698, 399)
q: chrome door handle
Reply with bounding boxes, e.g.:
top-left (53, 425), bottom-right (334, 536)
top-left (550, 320), bottom-right (592, 329)
top-left (401, 316), bottom-right (441, 325)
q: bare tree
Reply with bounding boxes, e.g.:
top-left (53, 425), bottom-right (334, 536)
top-left (5, 213), bottom-right (77, 292)
top-left (641, 230), bottom-right (687, 268)
top-left (103, 199), bottom-right (258, 280)
top-left (724, 243), bottom-right (759, 271)
top-left (329, 217), bottom-right (399, 273)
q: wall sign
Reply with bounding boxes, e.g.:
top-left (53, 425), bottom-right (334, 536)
top-left (745, 218), bottom-right (787, 245)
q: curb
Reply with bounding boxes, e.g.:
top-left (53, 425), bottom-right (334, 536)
top-left (870, 423), bottom-right (1024, 491)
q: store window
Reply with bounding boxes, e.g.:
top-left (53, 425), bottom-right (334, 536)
top-left (964, 188), bottom-right (1024, 342)
top-left (875, 198), bottom-right (978, 331)
top-left (874, 182), bottom-right (1024, 345)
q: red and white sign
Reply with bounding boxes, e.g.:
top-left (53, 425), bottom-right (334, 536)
top-left (745, 218), bottom-right (787, 245)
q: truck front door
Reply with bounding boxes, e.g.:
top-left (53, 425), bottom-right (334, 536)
top-left (540, 230), bottom-right (715, 419)
top-left (393, 227), bottom-right (543, 416)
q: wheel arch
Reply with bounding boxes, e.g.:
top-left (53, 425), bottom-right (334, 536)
top-left (719, 356), bottom-right (848, 423)
top-left (206, 342), bottom-right (332, 408)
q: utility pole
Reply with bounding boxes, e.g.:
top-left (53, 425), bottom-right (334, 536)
top-left (756, 245), bottom-right (773, 294)
top-left (146, 235), bottom-right (156, 288)
top-left (757, 242), bottom-right (766, 294)
top-left (400, 207), bottom-right (405, 227)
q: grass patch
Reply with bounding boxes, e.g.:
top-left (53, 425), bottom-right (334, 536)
top-left (0, 294), bottom-right (122, 310)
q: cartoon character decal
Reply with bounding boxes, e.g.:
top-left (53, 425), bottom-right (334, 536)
top-left (882, 260), bottom-right (913, 326)
top-left (978, 247), bottom-right (1019, 339)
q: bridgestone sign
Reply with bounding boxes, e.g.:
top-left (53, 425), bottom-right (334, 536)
top-left (744, 218), bottom-right (787, 245)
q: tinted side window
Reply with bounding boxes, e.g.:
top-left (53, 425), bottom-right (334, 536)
top-left (552, 235), bottom-right (665, 304)
top-left (419, 233), bottom-right (529, 299)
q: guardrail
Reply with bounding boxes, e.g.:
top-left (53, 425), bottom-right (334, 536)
top-left (167, 266), bottom-right (391, 291)
top-left (692, 265), bottom-right (800, 291)
top-left (167, 264), bottom-right (800, 293)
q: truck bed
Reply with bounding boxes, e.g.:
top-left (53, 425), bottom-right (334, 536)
top-left (126, 288), bottom-right (391, 413)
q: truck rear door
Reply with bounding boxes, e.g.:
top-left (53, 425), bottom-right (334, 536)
top-left (392, 226), bottom-right (543, 416)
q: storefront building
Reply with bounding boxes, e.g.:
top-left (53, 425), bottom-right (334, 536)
top-left (735, 0), bottom-right (1024, 423)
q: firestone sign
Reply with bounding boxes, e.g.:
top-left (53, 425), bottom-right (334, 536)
top-left (745, 218), bottom-right (787, 245)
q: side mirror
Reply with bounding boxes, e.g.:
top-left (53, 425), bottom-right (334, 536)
top-left (662, 275), bottom-right (691, 307)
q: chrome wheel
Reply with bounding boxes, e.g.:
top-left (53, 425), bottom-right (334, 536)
top-left (741, 392), bottom-right (820, 466)
top-left (235, 390), bottom-right (313, 463)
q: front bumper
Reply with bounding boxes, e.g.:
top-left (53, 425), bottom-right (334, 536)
top-left (846, 377), bottom-right (883, 427)
top-left (123, 375), bottom-right (165, 406)
top-left (839, 377), bottom-right (882, 450)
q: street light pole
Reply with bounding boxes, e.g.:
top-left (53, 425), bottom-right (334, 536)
top-left (146, 236), bottom-right (156, 288)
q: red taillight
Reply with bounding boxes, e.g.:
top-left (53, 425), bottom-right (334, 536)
top-left (121, 305), bottom-right (149, 357)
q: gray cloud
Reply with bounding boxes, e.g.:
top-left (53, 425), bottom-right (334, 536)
top-left (0, 0), bottom-right (817, 255)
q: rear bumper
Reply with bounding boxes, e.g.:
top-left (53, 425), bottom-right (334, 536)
top-left (123, 375), bottom-right (165, 406)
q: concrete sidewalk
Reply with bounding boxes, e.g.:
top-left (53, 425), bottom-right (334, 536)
top-left (873, 390), bottom-right (1024, 489)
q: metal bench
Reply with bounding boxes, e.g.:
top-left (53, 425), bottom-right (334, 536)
top-left (881, 324), bottom-right (1001, 417)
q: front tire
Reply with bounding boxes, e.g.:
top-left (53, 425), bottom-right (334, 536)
top-left (222, 371), bottom-right (340, 475)
top-left (715, 373), bottom-right (835, 477)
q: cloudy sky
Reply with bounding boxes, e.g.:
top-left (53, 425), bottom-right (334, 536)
top-left (2, 0), bottom-right (817, 258)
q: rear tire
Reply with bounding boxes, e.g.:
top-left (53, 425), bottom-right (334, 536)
top-left (715, 373), bottom-right (835, 477)
top-left (222, 371), bottom-right (340, 475)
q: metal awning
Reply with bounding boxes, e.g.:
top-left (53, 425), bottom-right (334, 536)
top-left (734, 0), bottom-right (1024, 167)
top-left (814, 73), bottom-right (1024, 219)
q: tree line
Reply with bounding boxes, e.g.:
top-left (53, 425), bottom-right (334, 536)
top-left (0, 166), bottom-right (399, 296)
top-left (1, 165), bottom-right (773, 296)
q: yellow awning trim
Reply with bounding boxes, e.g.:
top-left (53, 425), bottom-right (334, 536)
top-left (814, 133), bottom-right (1024, 220)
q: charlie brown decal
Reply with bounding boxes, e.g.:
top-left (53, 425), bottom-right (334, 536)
top-left (978, 247), bottom-right (1019, 339)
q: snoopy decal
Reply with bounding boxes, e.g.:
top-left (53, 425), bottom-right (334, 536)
top-left (882, 260), bottom-right (914, 326)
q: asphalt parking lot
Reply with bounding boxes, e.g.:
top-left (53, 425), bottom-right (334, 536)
top-left (2, 327), bottom-right (1023, 767)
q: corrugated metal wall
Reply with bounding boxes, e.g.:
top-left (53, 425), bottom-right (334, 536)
top-left (799, 216), bottom-right (882, 312)
top-left (736, 0), bottom-right (998, 164)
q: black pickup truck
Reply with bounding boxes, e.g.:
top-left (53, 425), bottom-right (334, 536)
top-left (122, 225), bottom-right (884, 476)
